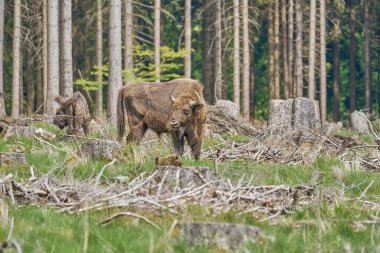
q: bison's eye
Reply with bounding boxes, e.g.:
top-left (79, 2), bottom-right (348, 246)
top-left (183, 109), bottom-right (190, 115)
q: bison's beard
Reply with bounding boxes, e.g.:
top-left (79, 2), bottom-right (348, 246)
top-left (173, 126), bottom-right (186, 140)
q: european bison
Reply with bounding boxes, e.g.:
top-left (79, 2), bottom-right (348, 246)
top-left (117, 78), bottom-right (207, 159)
top-left (53, 91), bottom-right (90, 135)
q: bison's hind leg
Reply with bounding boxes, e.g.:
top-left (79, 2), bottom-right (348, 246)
top-left (127, 122), bottom-right (147, 143)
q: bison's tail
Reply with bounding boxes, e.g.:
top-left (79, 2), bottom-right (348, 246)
top-left (117, 89), bottom-right (125, 143)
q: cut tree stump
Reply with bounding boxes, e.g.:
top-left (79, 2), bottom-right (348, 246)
top-left (215, 100), bottom-right (240, 120)
top-left (268, 98), bottom-right (321, 135)
top-left (350, 111), bottom-right (370, 134)
top-left (292, 97), bottom-right (321, 132)
top-left (2, 126), bottom-right (56, 140)
top-left (80, 140), bottom-right (120, 160)
top-left (267, 99), bottom-right (293, 135)
top-left (0, 152), bottom-right (26, 167)
top-left (179, 222), bottom-right (262, 251)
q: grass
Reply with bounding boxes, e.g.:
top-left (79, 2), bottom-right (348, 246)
top-left (1, 127), bottom-right (380, 252)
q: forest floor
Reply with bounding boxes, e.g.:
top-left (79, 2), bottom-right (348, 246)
top-left (0, 122), bottom-right (380, 253)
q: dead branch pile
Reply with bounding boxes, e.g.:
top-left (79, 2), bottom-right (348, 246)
top-left (0, 166), bottom-right (321, 218)
top-left (204, 131), bottom-right (380, 171)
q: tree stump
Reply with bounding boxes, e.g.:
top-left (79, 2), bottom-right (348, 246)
top-left (267, 99), bottom-right (293, 135)
top-left (179, 222), bottom-right (262, 251)
top-left (350, 111), bottom-right (370, 134)
top-left (292, 97), bottom-right (321, 132)
top-left (0, 152), bottom-right (26, 167)
top-left (215, 100), bottom-right (240, 120)
top-left (80, 140), bottom-right (120, 160)
top-left (2, 126), bottom-right (56, 140)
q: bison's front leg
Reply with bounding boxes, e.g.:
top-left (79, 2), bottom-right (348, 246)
top-left (185, 127), bottom-right (202, 160)
top-left (171, 131), bottom-right (184, 156)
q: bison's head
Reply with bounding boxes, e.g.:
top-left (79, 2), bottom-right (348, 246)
top-left (53, 107), bottom-right (68, 129)
top-left (169, 91), bottom-right (204, 131)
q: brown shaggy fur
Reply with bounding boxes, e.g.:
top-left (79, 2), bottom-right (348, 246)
top-left (117, 78), bottom-right (207, 159)
top-left (53, 91), bottom-right (90, 135)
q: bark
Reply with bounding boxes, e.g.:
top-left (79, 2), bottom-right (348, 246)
top-left (46, 0), bottom-right (60, 116)
top-left (320, 0), bottom-right (326, 126)
top-left (233, 0), bottom-right (240, 106)
top-left (11, 0), bottom-right (21, 118)
top-left (154, 0), bottom-right (160, 81)
top-left (36, 55), bottom-right (43, 113)
top-left (281, 0), bottom-right (289, 99)
top-left (308, 0), bottom-right (316, 100)
top-left (364, 1), bottom-right (371, 110)
top-left (43, 0), bottom-right (48, 112)
top-left (288, 0), bottom-right (294, 97)
top-left (59, 0), bottom-right (73, 98)
top-left (27, 50), bottom-right (35, 115)
top-left (333, 4), bottom-right (340, 122)
top-left (250, 38), bottom-right (255, 119)
top-left (124, 0), bottom-right (133, 74)
top-left (19, 47), bottom-right (23, 115)
top-left (273, 0), bottom-right (280, 99)
top-left (214, 0), bottom-right (222, 100)
top-left (108, 0), bottom-right (122, 126)
top-left (349, 4), bottom-right (356, 113)
top-left (378, 15), bottom-right (380, 117)
top-left (202, 1), bottom-right (213, 103)
top-left (242, 0), bottom-right (250, 120)
top-left (95, 0), bottom-right (103, 120)
top-left (295, 0), bottom-right (302, 97)
top-left (268, 3), bottom-right (275, 99)
top-left (184, 0), bottom-right (191, 78)
top-left (221, 0), bottom-right (227, 99)
top-left (0, 0), bottom-right (5, 117)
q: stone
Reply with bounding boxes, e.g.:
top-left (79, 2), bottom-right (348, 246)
top-left (267, 99), bottom-right (293, 135)
top-left (350, 111), bottom-right (370, 134)
top-left (80, 140), bottom-right (120, 160)
top-left (215, 100), bottom-right (240, 120)
top-left (0, 152), bottom-right (26, 167)
top-left (292, 97), bottom-right (321, 132)
top-left (179, 222), bottom-right (262, 251)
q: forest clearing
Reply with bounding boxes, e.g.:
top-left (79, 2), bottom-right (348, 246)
top-left (0, 0), bottom-right (380, 252)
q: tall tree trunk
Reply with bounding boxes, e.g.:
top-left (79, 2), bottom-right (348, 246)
top-left (250, 37), bottom-right (255, 119)
top-left (11, 0), bottom-right (21, 118)
top-left (295, 0), bottom-right (303, 97)
top-left (377, 14), bottom-right (380, 117)
top-left (308, 0), bottom-right (316, 100)
top-left (242, 0), bottom-right (250, 120)
top-left (349, 3), bottom-right (356, 113)
top-left (288, 0), bottom-right (294, 97)
top-left (281, 0), bottom-right (289, 99)
top-left (221, 0), bottom-right (228, 99)
top-left (95, 0), bottom-right (103, 120)
top-left (27, 50), bottom-right (35, 115)
top-left (202, 1), bottom-right (213, 103)
top-left (59, 0), bottom-right (73, 98)
top-left (184, 0), bottom-right (191, 78)
top-left (364, 1), bottom-right (371, 110)
top-left (320, 0), bottom-right (326, 126)
top-left (154, 0), bottom-right (160, 81)
top-left (268, 2), bottom-right (275, 99)
top-left (36, 55), bottom-right (43, 114)
top-left (124, 0), bottom-right (133, 76)
top-left (333, 2), bottom-right (340, 122)
top-left (108, 0), bottom-right (122, 125)
top-left (273, 0), bottom-right (280, 99)
top-left (214, 0), bottom-right (222, 100)
top-left (233, 0), bottom-right (240, 106)
top-left (19, 47), bottom-right (24, 115)
top-left (0, 0), bottom-right (5, 117)
top-left (46, 0), bottom-right (60, 116)
top-left (43, 0), bottom-right (48, 112)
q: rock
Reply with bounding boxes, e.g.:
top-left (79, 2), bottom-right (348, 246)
top-left (267, 99), bottom-right (293, 135)
top-left (350, 111), bottom-right (370, 134)
top-left (215, 100), bottom-right (240, 120)
top-left (0, 152), bottom-right (27, 167)
top-left (179, 222), bottom-right (262, 251)
top-left (80, 140), bottom-right (120, 160)
top-left (292, 97), bottom-right (321, 132)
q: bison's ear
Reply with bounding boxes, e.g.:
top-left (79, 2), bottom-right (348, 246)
top-left (192, 103), bottom-right (203, 113)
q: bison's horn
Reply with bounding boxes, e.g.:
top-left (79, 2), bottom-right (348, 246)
top-left (170, 94), bottom-right (176, 103)
top-left (194, 91), bottom-right (201, 102)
